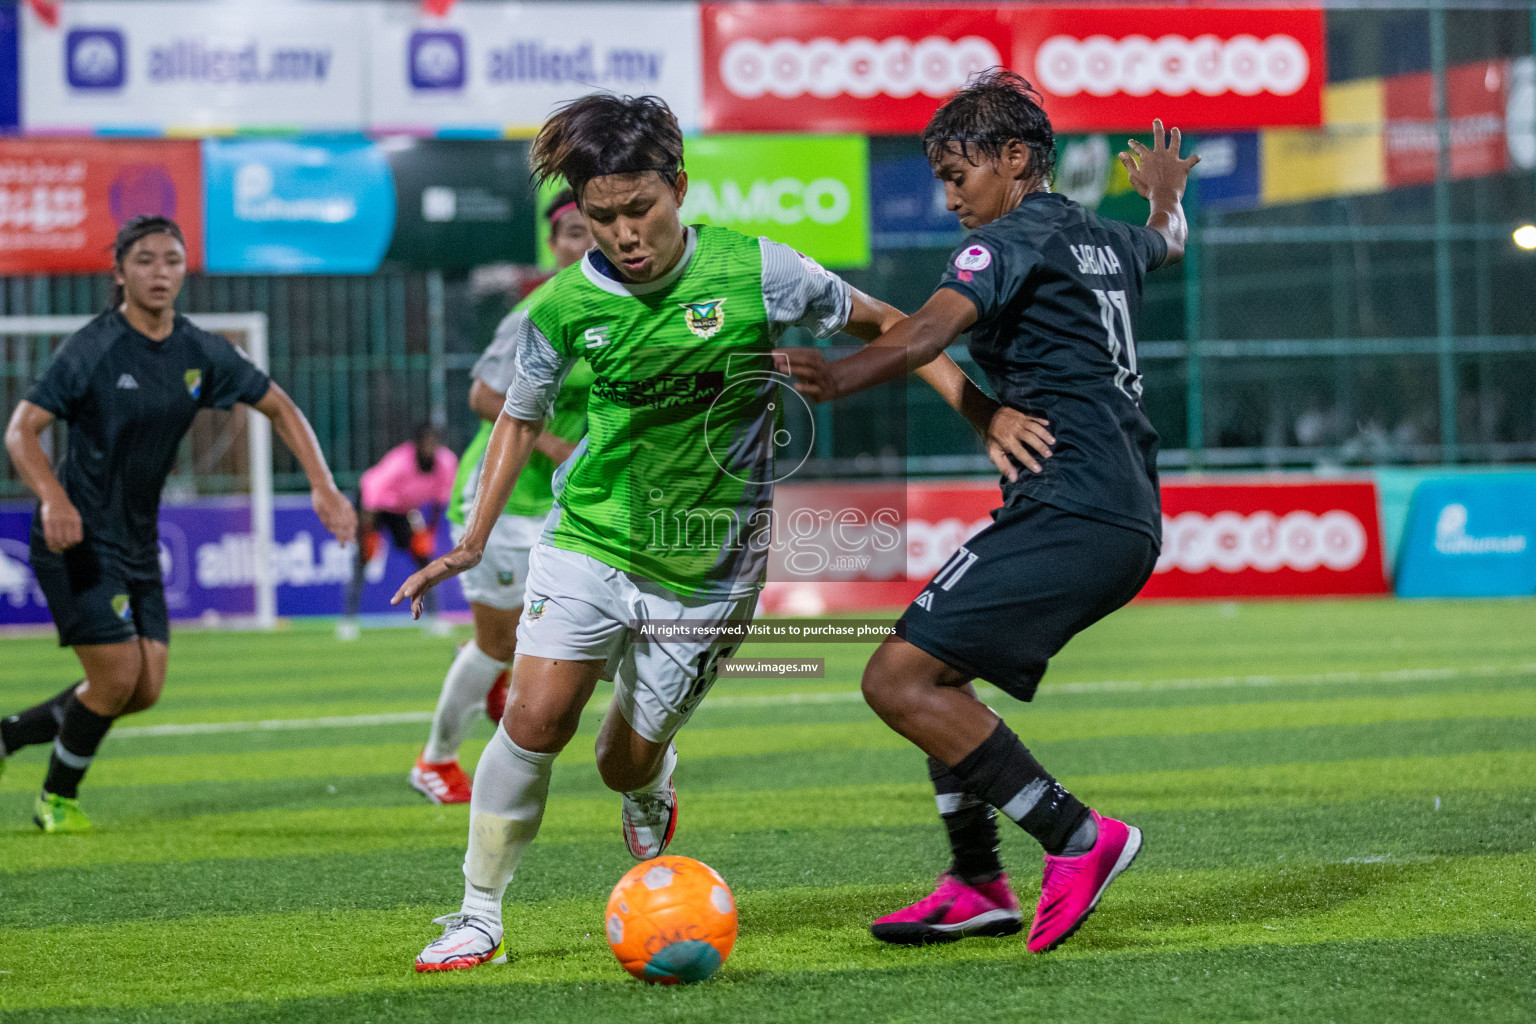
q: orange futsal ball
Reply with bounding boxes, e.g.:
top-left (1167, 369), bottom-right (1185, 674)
top-left (605, 856), bottom-right (738, 984)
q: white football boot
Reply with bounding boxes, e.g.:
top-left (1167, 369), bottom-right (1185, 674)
top-left (621, 776), bottom-right (677, 860)
top-left (414, 913), bottom-right (506, 972)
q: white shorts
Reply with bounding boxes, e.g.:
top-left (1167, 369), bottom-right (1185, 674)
top-left (451, 514), bottom-right (544, 611)
top-left (516, 543), bottom-right (756, 744)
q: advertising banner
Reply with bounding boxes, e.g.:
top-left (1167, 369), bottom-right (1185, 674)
top-left (0, 497), bottom-right (467, 628)
top-left (1012, 6), bottom-right (1325, 131)
top-left (1395, 475), bottom-right (1536, 598)
top-left (203, 137), bottom-right (395, 274)
top-left (22, 1), bottom-right (367, 133)
top-left (704, 5), bottom-right (1323, 134)
top-left (1385, 60), bottom-right (1509, 187)
top-left (0, 1), bottom-right (17, 134)
top-left (702, 3), bottom-right (1012, 133)
top-left (1143, 479), bottom-right (1388, 599)
top-left (369, 2), bottom-right (702, 135)
top-left (1262, 78), bottom-right (1384, 206)
top-left (680, 134), bottom-right (869, 268)
top-left (870, 154), bottom-right (960, 250)
top-left (1191, 132), bottom-right (1261, 211)
top-left (1053, 132), bottom-right (1162, 222)
top-left (0, 138), bottom-right (201, 273)
top-left (385, 139), bottom-right (536, 269)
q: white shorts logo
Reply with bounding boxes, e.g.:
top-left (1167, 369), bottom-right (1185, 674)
top-left (720, 35), bottom-right (1002, 100)
top-left (1156, 510), bottom-right (1367, 574)
top-left (1035, 34), bottom-right (1310, 99)
top-left (955, 245), bottom-right (992, 271)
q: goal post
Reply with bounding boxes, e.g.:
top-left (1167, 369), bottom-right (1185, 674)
top-left (0, 313), bottom-right (276, 630)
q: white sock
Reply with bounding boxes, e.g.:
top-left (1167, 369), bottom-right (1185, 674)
top-left (424, 641), bottom-right (507, 763)
top-left (459, 726), bottom-right (555, 926)
top-left (628, 741), bottom-right (677, 797)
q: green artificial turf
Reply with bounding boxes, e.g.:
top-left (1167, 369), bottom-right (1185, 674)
top-left (0, 598), bottom-right (1532, 1022)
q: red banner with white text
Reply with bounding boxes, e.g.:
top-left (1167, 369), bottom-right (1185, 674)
top-left (702, 4), bottom-right (1326, 134)
top-left (760, 477), bottom-right (1387, 613)
top-left (0, 139), bottom-right (203, 274)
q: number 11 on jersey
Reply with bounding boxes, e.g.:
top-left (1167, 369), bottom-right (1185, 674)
top-left (1092, 288), bottom-right (1141, 401)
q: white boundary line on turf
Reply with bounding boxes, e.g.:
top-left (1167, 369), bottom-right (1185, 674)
top-left (105, 661), bottom-right (1536, 741)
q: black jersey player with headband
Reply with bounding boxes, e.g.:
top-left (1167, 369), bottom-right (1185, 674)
top-left (0, 215), bottom-right (357, 833)
top-left (777, 70), bottom-right (1197, 954)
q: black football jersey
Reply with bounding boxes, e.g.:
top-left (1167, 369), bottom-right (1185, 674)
top-left (939, 191), bottom-right (1168, 542)
top-left (26, 311), bottom-right (272, 573)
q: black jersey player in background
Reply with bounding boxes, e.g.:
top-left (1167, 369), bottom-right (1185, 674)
top-left (778, 71), bottom-right (1196, 953)
top-left (0, 216), bottom-right (357, 832)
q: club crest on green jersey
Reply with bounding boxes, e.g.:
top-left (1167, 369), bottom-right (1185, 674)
top-left (184, 368), bottom-right (203, 399)
top-left (680, 298), bottom-right (727, 339)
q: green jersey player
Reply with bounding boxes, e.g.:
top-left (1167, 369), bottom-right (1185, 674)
top-left (394, 92), bottom-right (1055, 973)
top-left (409, 190), bottom-right (596, 805)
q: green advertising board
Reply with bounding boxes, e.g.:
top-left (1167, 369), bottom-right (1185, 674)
top-left (1054, 133), bottom-right (1162, 223)
top-left (538, 134), bottom-right (870, 270)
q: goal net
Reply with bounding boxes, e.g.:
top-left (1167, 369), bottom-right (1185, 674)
top-left (0, 313), bottom-right (277, 631)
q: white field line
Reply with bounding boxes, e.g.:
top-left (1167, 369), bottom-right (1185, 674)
top-left (106, 660), bottom-right (1536, 742)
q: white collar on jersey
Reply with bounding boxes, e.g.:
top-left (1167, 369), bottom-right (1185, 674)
top-left (580, 226), bottom-right (698, 297)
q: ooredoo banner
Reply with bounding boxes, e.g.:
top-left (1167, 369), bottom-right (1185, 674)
top-left (1011, 6), bottom-right (1325, 131)
top-left (369, 2), bottom-right (702, 135)
top-left (0, 138), bottom-right (202, 274)
top-left (703, 4), bottom-right (1324, 134)
top-left (703, 4), bottom-right (1012, 133)
top-left (22, 1), bottom-right (367, 133)
top-left (1143, 479), bottom-right (1388, 599)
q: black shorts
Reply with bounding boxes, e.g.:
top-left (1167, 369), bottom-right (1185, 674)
top-left (29, 529), bottom-right (170, 648)
top-left (896, 497), bottom-right (1158, 701)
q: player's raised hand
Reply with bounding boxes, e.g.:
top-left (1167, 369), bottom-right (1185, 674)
top-left (985, 406), bottom-right (1055, 482)
top-left (40, 495), bottom-right (83, 552)
top-left (1119, 119), bottom-right (1199, 200)
top-left (313, 484), bottom-right (357, 546)
top-left (393, 544), bottom-right (482, 618)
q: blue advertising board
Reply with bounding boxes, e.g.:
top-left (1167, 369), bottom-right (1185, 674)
top-left (0, 2), bottom-right (16, 134)
top-left (1191, 133), bottom-right (1261, 211)
top-left (1, 497), bottom-right (466, 627)
top-left (203, 137), bottom-right (395, 273)
top-left (870, 155), bottom-right (961, 250)
top-left (1395, 475), bottom-right (1536, 598)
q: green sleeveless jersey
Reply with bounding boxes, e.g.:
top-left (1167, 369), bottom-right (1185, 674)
top-left (447, 296), bottom-right (595, 526)
top-left (508, 226), bottom-right (851, 598)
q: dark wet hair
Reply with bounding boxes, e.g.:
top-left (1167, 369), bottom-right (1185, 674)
top-left (531, 94), bottom-right (683, 201)
top-left (922, 68), bottom-right (1056, 184)
top-left (110, 215), bottom-right (186, 308)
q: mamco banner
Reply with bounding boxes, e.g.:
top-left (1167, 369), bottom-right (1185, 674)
top-left (0, 138), bottom-right (202, 274)
top-left (681, 134), bottom-right (869, 267)
top-left (370, 2), bottom-right (702, 135)
top-left (703, 4), bottom-right (1323, 133)
top-left (22, 1), bottom-right (367, 133)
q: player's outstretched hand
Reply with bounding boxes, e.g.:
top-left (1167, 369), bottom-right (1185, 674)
top-left (1119, 119), bottom-right (1199, 200)
top-left (392, 544), bottom-right (482, 619)
top-left (985, 407), bottom-right (1055, 482)
top-left (314, 484), bottom-right (358, 546)
top-left (40, 495), bottom-right (83, 552)
top-left (772, 346), bottom-right (839, 403)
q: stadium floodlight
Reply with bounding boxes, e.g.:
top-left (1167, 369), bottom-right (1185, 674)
top-left (1514, 225), bottom-right (1536, 251)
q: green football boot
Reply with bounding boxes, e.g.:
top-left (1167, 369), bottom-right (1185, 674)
top-left (34, 791), bottom-right (92, 833)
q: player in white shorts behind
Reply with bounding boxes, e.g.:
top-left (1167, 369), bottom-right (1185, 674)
top-left (393, 93), bottom-right (1054, 972)
top-left (409, 190), bottom-right (595, 804)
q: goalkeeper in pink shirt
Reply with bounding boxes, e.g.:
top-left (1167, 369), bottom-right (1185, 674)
top-left (339, 424), bottom-right (457, 639)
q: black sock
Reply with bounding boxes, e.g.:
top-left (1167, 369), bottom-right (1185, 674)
top-left (928, 756), bottom-right (1003, 884)
top-left (42, 695), bottom-right (115, 799)
top-left (950, 720), bottom-right (1091, 856)
top-left (1, 682), bottom-right (80, 756)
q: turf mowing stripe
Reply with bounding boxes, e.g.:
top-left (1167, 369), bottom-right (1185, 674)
top-left (84, 661), bottom-right (1536, 737)
top-left (11, 688), bottom-right (1523, 786)
top-left (2, 749), bottom-right (1530, 872)
top-left (0, 854), bottom-right (1529, 1012)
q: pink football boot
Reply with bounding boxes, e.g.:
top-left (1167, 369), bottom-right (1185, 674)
top-left (1026, 810), bottom-right (1142, 952)
top-left (871, 873), bottom-right (1023, 945)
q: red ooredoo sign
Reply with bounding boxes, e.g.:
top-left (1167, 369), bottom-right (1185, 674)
top-left (703, 4), bottom-right (1325, 134)
top-left (0, 139), bottom-right (203, 275)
